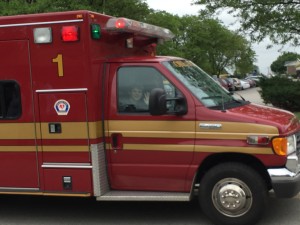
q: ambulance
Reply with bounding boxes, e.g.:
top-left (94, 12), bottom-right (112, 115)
top-left (0, 10), bottom-right (299, 225)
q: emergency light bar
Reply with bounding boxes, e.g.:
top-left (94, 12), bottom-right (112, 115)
top-left (105, 17), bottom-right (174, 41)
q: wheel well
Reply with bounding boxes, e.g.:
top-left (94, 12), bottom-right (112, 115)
top-left (195, 153), bottom-right (272, 190)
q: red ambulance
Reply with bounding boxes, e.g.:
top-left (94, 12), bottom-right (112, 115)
top-left (0, 10), bottom-right (299, 225)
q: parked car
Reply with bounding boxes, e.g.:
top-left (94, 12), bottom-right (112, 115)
top-left (212, 76), bottom-right (229, 90)
top-left (240, 79), bottom-right (251, 89)
top-left (246, 78), bottom-right (256, 87)
top-left (245, 75), bottom-right (263, 83)
top-left (228, 77), bottom-right (242, 90)
top-left (223, 78), bottom-right (234, 91)
top-left (217, 78), bottom-right (229, 90)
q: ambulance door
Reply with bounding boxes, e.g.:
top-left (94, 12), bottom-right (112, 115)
top-left (0, 40), bottom-right (39, 188)
top-left (37, 90), bottom-right (93, 193)
top-left (106, 63), bottom-right (196, 192)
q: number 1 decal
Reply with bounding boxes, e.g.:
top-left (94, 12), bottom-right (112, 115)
top-left (52, 54), bottom-right (64, 77)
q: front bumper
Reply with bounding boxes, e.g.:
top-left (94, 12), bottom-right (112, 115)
top-left (268, 153), bottom-right (300, 198)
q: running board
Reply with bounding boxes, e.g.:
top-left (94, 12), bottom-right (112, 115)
top-left (96, 191), bottom-right (190, 201)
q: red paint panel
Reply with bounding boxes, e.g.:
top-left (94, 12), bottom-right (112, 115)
top-left (0, 139), bottom-right (36, 145)
top-left (107, 150), bottom-right (193, 191)
top-left (42, 152), bottom-right (90, 163)
top-left (41, 139), bottom-right (89, 146)
top-left (38, 92), bottom-right (87, 122)
top-left (0, 152), bottom-right (38, 187)
top-left (43, 168), bottom-right (92, 193)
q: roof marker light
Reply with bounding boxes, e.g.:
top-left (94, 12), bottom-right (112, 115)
top-left (91, 24), bottom-right (101, 40)
top-left (33, 27), bottom-right (52, 44)
top-left (61, 26), bottom-right (79, 42)
top-left (105, 17), bottom-right (174, 42)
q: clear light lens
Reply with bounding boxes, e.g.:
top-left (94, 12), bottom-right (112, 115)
top-left (272, 135), bottom-right (297, 156)
top-left (287, 135), bottom-right (296, 155)
top-left (34, 27), bottom-right (52, 44)
top-left (105, 17), bottom-right (174, 41)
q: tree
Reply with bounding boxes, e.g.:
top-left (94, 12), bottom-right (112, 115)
top-left (270, 52), bottom-right (300, 75)
top-left (145, 11), bottom-right (184, 57)
top-left (179, 16), bottom-right (255, 75)
top-left (0, 0), bottom-right (150, 20)
top-left (193, 0), bottom-right (300, 46)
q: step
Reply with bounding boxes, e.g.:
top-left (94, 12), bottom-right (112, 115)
top-left (96, 190), bottom-right (190, 201)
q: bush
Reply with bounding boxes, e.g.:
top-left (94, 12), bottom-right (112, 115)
top-left (259, 76), bottom-right (300, 111)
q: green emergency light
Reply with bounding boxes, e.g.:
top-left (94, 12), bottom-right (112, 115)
top-left (91, 24), bottom-right (101, 39)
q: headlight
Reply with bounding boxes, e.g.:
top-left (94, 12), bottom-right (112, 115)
top-left (272, 135), bottom-right (296, 156)
top-left (287, 135), bottom-right (297, 155)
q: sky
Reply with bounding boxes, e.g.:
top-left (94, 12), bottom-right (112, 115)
top-left (146, 0), bottom-right (300, 75)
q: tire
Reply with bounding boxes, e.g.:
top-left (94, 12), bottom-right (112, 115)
top-left (199, 162), bottom-right (268, 225)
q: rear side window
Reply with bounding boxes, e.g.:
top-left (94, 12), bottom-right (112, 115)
top-left (0, 81), bottom-right (22, 119)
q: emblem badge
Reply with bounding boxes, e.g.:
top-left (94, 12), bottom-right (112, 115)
top-left (54, 99), bottom-right (70, 115)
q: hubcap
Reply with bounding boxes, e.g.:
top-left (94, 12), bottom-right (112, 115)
top-left (212, 178), bottom-right (253, 217)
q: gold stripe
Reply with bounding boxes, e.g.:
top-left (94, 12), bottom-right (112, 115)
top-left (107, 120), bottom-right (195, 132)
top-left (107, 120), bottom-right (279, 140)
top-left (0, 120), bottom-right (279, 141)
top-left (0, 146), bottom-right (37, 152)
top-left (88, 121), bottom-right (103, 139)
top-left (40, 122), bottom-right (88, 139)
top-left (0, 121), bottom-right (103, 140)
top-left (0, 145), bottom-right (88, 152)
top-left (196, 121), bottom-right (279, 134)
top-left (42, 145), bottom-right (89, 152)
top-left (195, 132), bottom-right (278, 140)
top-left (108, 131), bottom-right (195, 139)
top-left (117, 143), bottom-right (272, 155)
top-left (195, 145), bottom-right (273, 154)
top-left (0, 123), bottom-right (36, 139)
top-left (41, 121), bottom-right (103, 139)
top-left (124, 144), bottom-right (194, 152)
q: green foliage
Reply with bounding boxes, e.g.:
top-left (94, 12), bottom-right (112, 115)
top-left (271, 52), bottom-right (300, 75)
top-left (0, 0), bottom-right (255, 76)
top-left (193, 0), bottom-right (300, 46)
top-left (259, 77), bottom-right (300, 111)
top-left (146, 13), bottom-right (255, 75)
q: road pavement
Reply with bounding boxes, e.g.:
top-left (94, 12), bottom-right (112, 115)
top-left (0, 194), bottom-right (300, 225)
top-left (235, 87), bottom-right (265, 105)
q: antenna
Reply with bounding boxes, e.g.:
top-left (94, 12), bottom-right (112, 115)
top-left (221, 92), bottom-right (226, 112)
top-left (102, 0), bottom-right (106, 14)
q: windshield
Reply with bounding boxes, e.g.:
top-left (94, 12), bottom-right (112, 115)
top-left (162, 60), bottom-right (243, 108)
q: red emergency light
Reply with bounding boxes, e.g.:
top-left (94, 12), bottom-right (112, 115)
top-left (105, 17), bottom-right (174, 42)
top-left (115, 19), bottom-right (126, 29)
top-left (61, 26), bottom-right (79, 42)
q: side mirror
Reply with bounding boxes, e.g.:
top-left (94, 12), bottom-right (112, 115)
top-left (149, 88), bottom-right (167, 116)
top-left (173, 95), bottom-right (188, 116)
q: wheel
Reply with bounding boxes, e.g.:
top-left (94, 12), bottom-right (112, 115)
top-left (199, 162), bottom-right (268, 225)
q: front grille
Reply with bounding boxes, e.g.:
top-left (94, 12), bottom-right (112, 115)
top-left (296, 131), bottom-right (300, 155)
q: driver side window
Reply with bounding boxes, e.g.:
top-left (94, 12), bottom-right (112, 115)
top-left (117, 66), bottom-right (179, 114)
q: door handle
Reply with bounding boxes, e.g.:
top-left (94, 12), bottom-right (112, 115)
top-left (111, 133), bottom-right (123, 152)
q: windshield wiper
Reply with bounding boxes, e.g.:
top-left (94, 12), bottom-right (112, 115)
top-left (201, 95), bottom-right (222, 100)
